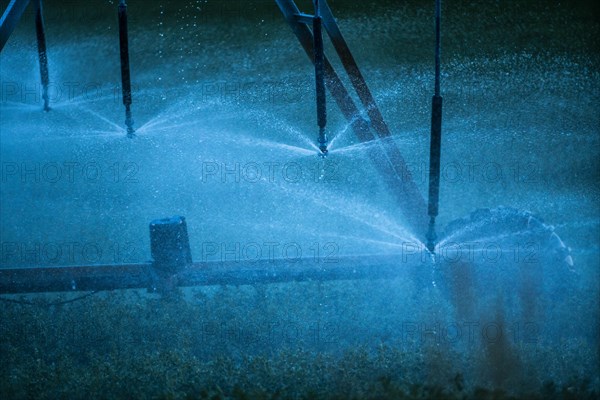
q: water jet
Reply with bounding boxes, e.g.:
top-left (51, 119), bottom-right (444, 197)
top-left (0, 0), bottom-right (577, 311)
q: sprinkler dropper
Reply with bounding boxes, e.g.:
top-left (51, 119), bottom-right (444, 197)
top-left (125, 104), bottom-right (135, 138)
top-left (314, 0), bottom-right (328, 155)
top-left (119, 0), bottom-right (135, 138)
top-left (318, 128), bottom-right (328, 156)
top-left (426, 0), bottom-right (443, 252)
top-left (426, 217), bottom-right (437, 253)
top-left (34, 0), bottom-right (50, 112)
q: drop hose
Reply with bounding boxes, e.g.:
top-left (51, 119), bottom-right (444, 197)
top-left (426, 0), bottom-right (443, 252)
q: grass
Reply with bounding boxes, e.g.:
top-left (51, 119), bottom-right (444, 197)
top-left (0, 279), bottom-right (598, 399)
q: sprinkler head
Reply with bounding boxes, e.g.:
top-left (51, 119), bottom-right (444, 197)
top-left (426, 239), bottom-right (435, 253)
top-left (318, 129), bottom-right (328, 156)
top-left (426, 217), bottom-right (437, 253)
top-left (319, 145), bottom-right (328, 157)
top-left (126, 122), bottom-right (135, 138)
top-left (125, 108), bottom-right (135, 138)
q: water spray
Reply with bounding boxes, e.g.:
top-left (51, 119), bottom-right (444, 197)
top-left (426, 0), bottom-right (443, 253)
top-left (313, 0), bottom-right (328, 155)
top-left (118, 0), bottom-right (135, 138)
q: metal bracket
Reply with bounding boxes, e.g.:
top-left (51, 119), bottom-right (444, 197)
top-left (147, 216), bottom-right (192, 294)
top-left (294, 12), bottom-right (314, 25)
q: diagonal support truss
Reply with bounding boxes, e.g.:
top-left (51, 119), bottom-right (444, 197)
top-left (0, 0), bottom-right (31, 51)
top-left (1, 0), bottom-right (50, 110)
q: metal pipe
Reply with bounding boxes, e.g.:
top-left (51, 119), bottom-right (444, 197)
top-left (426, 0), bottom-right (443, 252)
top-left (34, 0), bottom-right (50, 111)
top-left (118, 0), bottom-right (135, 137)
top-left (0, 255), bottom-right (432, 295)
top-left (313, 0), bottom-right (327, 155)
top-left (0, 216), bottom-right (435, 295)
top-left (434, 0), bottom-right (441, 98)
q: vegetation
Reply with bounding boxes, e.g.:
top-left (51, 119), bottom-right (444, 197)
top-left (0, 279), bottom-right (597, 399)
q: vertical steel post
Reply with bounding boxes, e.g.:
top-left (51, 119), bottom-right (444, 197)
top-left (118, 0), bottom-right (135, 137)
top-left (33, 0), bottom-right (50, 111)
top-left (313, 0), bottom-right (327, 155)
top-left (426, 0), bottom-right (443, 252)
